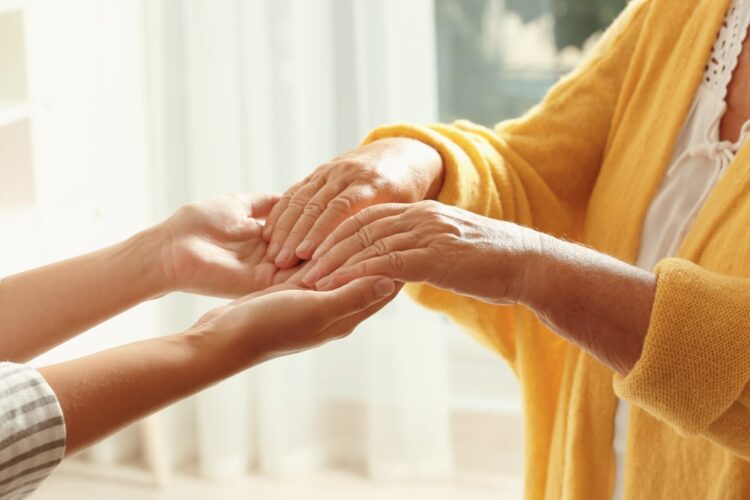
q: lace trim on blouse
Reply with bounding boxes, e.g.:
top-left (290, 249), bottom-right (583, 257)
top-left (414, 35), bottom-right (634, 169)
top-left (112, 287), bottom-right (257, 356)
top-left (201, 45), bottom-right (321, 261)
top-left (704, 0), bottom-right (750, 100)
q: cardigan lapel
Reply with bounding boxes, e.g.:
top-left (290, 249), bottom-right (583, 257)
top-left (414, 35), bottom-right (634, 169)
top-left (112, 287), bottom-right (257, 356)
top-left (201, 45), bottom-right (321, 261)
top-left (587, 0), bottom-right (733, 263)
top-left (575, 3), bottom-right (733, 496)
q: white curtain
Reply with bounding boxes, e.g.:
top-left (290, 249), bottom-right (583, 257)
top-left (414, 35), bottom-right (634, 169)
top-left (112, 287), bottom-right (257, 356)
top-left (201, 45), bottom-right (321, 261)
top-left (143, 0), bottom-right (455, 482)
top-left (5, 0), bottom-right (521, 486)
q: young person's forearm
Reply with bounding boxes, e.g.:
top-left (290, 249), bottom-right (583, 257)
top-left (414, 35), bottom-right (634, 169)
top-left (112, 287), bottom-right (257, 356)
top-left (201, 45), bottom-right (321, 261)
top-left (518, 234), bottom-right (657, 376)
top-left (0, 228), bottom-right (169, 362)
top-left (38, 325), bottom-right (255, 456)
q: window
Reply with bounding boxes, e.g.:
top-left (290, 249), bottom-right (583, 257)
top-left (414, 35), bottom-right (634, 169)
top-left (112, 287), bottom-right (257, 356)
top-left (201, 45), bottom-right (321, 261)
top-left (435, 0), bottom-right (625, 125)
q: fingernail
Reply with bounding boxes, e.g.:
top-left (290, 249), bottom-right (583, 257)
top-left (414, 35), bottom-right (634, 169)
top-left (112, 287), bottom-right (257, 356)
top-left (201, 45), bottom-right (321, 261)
top-left (275, 248), bottom-right (291, 265)
top-left (296, 240), bottom-right (313, 256)
top-left (311, 247), bottom-right (324, 261)
top-left (374, 278), bottom-right (395, 297)
top-left (302, 269), bottom-right (319, 284)
top-left (316, 276), bottom-right (332, 290)
top-left (268, 242), bottom-right (280, 258)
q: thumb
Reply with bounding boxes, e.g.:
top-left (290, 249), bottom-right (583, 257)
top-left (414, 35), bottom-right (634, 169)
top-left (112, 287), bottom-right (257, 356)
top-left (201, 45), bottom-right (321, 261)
top-left (248, 194), bottom-right (281, 219)
top-left (318, 276), bottom-right (396, 321)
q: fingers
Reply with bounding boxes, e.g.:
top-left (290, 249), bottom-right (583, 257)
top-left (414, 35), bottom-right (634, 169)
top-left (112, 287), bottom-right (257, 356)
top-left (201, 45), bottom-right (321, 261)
top-left (302, 214), bottom-right (411, 286)
top-left (311, 203), bottom-right (408, 261)
top-left (275, 181), bottom-right (346, 267)
top-left (289, 184), bottom-right (378, 262)
top-left (262, 179), bottom-right (305, 242)
top-left (230, 282), bottom-right (303, 306)
top-left (315, 283), bottom-right (403, 342)
top-left (333, 232), bottom-right (420, 279)
top-left (273, 183), bottom-right (381, 269)
top-left (316, 249), bottom-right (426, 291)
top-left (313, 275), bottom-right (396, 324)
top-left (267, 179), bottom-right (325, 266)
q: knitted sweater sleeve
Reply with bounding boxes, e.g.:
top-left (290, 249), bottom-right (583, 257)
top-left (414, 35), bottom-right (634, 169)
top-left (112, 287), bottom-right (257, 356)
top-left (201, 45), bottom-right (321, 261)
top-left (361, 0), bottom-right (651, 365)
top-left (615, 259), bottom-right (750, 459)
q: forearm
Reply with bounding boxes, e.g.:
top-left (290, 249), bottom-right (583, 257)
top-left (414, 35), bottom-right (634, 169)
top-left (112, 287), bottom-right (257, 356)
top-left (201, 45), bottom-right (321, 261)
top-left (0, 228), bottom-right (169, 362)
top-left (38, 326), bottom-right (255, 456)
top-left (517, 232), bottom-right (656, 376)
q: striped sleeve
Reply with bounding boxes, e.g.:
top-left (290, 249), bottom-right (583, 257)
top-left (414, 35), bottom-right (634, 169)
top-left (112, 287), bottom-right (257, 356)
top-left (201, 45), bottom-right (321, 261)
top-left (0, 363), bottom-right (66, 500)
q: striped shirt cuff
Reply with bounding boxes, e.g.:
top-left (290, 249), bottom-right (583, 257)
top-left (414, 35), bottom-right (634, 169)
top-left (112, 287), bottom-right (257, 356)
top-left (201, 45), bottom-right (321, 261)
top-left (0, 363), bottom-right (66, 500)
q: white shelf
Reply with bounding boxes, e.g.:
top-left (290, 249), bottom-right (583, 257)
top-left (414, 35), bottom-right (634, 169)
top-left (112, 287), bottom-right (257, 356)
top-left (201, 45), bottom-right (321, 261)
top-left (0, 119), bottom-right (35, 207)
top-left (0, 0), bottom-right (22, 16)
top-left (0, 101), bottom-right (30, 128)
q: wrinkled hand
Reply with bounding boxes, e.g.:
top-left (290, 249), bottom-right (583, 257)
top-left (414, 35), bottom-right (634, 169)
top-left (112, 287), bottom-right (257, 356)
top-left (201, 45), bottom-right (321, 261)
top-left (193, 276), bottom-right (399, 360)
top-left (302, 201), bottom-right (538, 305)
top-left (156, 194), bottom-right (308, 298)
top-left (262, 138), bottom-right (444, 269)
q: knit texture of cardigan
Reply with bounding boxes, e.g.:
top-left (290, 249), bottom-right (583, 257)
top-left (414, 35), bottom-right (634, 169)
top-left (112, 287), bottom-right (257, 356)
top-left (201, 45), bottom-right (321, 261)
top-left (364, 0), bottom-right (750, 498)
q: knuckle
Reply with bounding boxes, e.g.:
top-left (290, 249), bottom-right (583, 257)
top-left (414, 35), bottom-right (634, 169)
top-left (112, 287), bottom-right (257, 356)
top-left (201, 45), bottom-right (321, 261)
top-left (352, 167), bottom-right (384, 185)
top-left (288, 196), bottom-right (309, 210)
top-left (352, 209), bottom-right (369, 226)
top-left (279, 191), bottom-right (296, 204)
top-left (303, 199), bottom-right (328, 216)
top-left (423, 199), bottom-right (442, 210)
top-left (417, 200), bottom-right (443, 218)
top-left (327, 196), bottom-right (355, 216)
top-left (372, 239), bottom-right (390, 256)
top-left (387, 252), bottom-right (405, 271)
top-left (354, 228), bottom-right (372, 249)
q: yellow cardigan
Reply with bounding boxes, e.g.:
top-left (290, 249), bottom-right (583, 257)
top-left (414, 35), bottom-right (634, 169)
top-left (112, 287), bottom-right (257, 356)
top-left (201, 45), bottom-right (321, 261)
top-left (365, 0), bottom-right (750, 498)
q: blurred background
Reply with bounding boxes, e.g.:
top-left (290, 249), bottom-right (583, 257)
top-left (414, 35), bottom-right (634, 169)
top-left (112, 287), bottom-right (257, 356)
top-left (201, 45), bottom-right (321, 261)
top-left (0, 0), bottom-right (622, 498)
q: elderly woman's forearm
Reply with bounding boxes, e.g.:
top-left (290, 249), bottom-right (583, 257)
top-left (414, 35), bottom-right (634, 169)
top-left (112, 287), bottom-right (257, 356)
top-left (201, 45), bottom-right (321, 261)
top-left (517, 233), bottom-right (656, 376)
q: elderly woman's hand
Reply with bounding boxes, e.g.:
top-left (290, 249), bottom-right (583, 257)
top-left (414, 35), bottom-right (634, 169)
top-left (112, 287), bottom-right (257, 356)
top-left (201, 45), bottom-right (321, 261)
top-left (302, 201), bottom-right (540, 305)
top-left (261, 138), bottom-right (444, 269)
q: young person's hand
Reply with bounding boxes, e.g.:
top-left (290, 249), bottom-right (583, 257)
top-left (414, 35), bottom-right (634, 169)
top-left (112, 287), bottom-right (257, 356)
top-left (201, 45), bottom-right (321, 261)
top-left (190, 275), bottom-right (399, 362)
top-left (0, 193), bottom-right (311, 362)
top-left (43, 276), bottom-right (399, 455)
top-left (156, 194), bottom-right (305, 298)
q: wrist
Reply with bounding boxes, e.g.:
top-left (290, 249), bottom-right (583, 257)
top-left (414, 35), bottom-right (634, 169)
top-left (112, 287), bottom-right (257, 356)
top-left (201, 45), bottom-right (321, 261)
top-left (503, 225), bottom-right (549, 307)
top-left (376, 138), bottom-right (444, 201)
top-left (410, 139), bottom-right (444, 201)
top-left (513, 231), bottom-right (573, 319)
top-left (180, 320), bottom-right (265, 379)
top-left (123, 225), bottom-right (175, 298)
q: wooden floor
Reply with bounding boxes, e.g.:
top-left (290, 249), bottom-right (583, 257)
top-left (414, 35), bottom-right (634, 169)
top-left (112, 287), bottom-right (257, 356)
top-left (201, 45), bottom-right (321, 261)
top-left (34, 463), bottom-right (524, 500)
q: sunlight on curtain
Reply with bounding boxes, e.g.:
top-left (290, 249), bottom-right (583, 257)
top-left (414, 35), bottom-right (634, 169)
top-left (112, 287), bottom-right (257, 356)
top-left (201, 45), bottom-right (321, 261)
top-left (2, 0), bottom-right (535, 488)
top-left (146, 0), bottom-right (461, 483)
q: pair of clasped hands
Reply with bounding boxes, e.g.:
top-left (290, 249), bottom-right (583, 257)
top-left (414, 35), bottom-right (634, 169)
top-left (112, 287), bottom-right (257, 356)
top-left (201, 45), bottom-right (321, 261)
top-left (26, 137), bottom-right (539, 454)
top-left (175, 137), bottom-right (528, 362)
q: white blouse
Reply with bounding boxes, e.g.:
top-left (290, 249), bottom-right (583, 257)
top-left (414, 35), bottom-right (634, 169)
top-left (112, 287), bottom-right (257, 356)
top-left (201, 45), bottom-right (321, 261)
top-left (612, 1), bottom-right (750, 498)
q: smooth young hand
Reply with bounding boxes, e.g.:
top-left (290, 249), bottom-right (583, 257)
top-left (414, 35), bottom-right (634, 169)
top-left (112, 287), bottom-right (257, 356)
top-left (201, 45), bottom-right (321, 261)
top-left (156, 194), bottom-right (305, 298)
top-left (262, 138), bottom-right (444, 269)
top-left (191, 276), bottom-right (400, 361)
top-left (45, 276), bottom-right (399, 455)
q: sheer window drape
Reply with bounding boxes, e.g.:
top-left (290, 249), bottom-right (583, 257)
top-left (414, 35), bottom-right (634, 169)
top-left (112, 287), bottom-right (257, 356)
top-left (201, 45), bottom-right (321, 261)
top-left (145, 0), bottom-right (454, 481)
